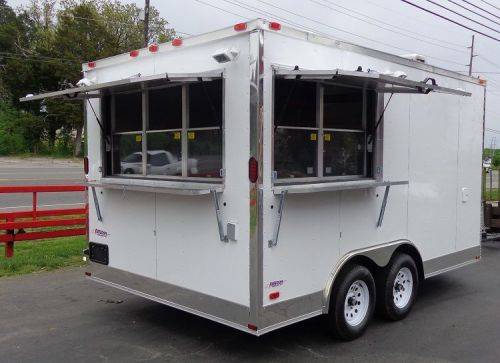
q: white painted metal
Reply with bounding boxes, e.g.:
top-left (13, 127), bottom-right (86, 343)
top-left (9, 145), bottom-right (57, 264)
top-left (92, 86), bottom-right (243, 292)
top-left (24, 19), bottom-right (484, 336)
top-left (393, 267), bottom-right (413, 309)
top-left (344, 280), bottom-right (370, 326)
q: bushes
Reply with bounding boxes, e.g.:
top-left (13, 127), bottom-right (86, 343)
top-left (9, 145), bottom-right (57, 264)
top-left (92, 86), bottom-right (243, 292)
top-left (0, 103), bottom-right (31, 155)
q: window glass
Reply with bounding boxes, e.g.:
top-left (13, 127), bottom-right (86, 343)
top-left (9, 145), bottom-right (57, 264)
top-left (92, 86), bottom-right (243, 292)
top-left (274, 79), bottom-right (316, 127)
top-left (114, 92), bottom-right (142, 132)
top-left (187, 129), bottom-right (222, 178)
top-left (324, 86), bottom-right (363, 130)
top-left (189, 80), bottom-right (223, 128)
top-left (113, 134), bottom-right (143, 175)
top-left (275, 128), bottom-right (317, 178)
top-left (148, 86), bottom-right (182, 130)
top-left (146, 132), bottom-right (182, 176)
top-left (323, 131), bottom-right (365, 176)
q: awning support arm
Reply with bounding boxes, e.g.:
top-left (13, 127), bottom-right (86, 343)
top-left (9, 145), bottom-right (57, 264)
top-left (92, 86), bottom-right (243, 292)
top-left (268, 190), bottom-right (288, 248)
top-left (211, 190), bottom-right (228, 242)
top-left (368, 93), bottom-right (393, 145)
top-left (91, 186), bottom-right (103, 222)
top-left (377, 185), bottom-right (391, 227)
top-left (86, 99), bottom-right (111, 147)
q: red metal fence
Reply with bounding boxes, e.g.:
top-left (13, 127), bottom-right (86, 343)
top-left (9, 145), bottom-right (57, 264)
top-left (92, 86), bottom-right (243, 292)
top-left (0, 185), bottom-right (87, 258)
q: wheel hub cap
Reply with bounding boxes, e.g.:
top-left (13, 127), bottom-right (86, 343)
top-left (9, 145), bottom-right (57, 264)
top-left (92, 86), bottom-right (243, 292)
top-left (344, 280), bottom-right (370, 327)
top-left (393, 267), bottom-right (413, 309)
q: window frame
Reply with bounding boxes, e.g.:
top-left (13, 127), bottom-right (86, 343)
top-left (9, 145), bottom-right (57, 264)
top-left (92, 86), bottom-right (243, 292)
top-left (105, 77), bottom-right (225, 183)
top-left (272, 78), bottom-right (377, 184)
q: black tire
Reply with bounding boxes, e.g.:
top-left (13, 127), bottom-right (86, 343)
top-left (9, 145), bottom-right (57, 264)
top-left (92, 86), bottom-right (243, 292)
top-left (377, 253), bottom-right (419, 321)
top-left (326, 264), bottom-right (376, 341)
top-left (124, 169), bottom-right (134, 174)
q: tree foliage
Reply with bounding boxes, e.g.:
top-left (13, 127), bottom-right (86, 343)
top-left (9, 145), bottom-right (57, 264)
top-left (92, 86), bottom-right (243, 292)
top-left (0, 0), bottom-right (176, 156)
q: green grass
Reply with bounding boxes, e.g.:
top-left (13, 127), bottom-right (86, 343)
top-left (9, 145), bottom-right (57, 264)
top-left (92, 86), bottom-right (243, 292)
top-left (0, 236), bottom-right (87, 277)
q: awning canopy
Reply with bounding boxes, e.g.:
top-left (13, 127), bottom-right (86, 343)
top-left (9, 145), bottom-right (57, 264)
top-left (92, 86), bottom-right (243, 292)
top-left (274, 68), bottom-right (471, 97)
top-left (19, 70), bottom-right (224, 102)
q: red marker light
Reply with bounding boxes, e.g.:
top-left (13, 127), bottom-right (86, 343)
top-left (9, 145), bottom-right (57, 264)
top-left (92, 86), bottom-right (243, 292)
top-left (130, 50), bottom-right (139, 58)
top-left (83, 157), bottom-right (89, 174)
top-left (85, 272), bottom-right (91, 276)
top-left (234, 22), bottom-right (247, 31)
top-left (148, 44), bottom-right (159, 52)
top-left (269, 292), bottom-right (280, 300)
top-left (172, 38), bottom-right (183, 47)
top-left (247, 324), bottom-right (258, 331)
top-left (87, 61), bottom-right (96, 68)
top-left (249, 157), bottom-right (258, 183)
top-left (269, 22), bottom-right (282, 31)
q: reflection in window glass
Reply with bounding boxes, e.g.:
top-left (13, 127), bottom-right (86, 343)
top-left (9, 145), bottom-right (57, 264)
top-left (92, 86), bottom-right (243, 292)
top-left (324, 86), bottom-right (363, 130)
top-left (189, 80), bottom-right (223, 128)
top-left (146, 132), bottom-right (182, 176)
top-left (113, 134), bottom-right (143, 175)
top-left (274, 80), bottom-right (316, 127)
top-left (148, 87), bottom-right (182, 130)
top-left (187, 129), bottom-right (222, 178)
top-left (275, 128), bottom-right (317, 178)
top-left (114, 92), bottom-right (142, 133)
top-left (323, 132), bottom-right (365, 176)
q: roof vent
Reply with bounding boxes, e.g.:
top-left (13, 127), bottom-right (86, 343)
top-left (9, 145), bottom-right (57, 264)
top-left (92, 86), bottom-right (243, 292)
top-left (400, 54), bottom-right (426, 63)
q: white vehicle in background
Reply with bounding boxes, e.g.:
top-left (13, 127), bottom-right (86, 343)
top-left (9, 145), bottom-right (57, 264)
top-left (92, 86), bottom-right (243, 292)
top-left (483, 158), bottom-right (492, 173)
top-left (22, 19), bottom-right (485, 341)
top-left (121, 150), bottom-right (184, 175)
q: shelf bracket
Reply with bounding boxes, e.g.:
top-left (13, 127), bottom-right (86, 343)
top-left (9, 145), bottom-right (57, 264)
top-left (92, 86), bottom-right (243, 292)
top-left (91, 186), bottom-right (103, 222)
top-left (268, 190), bottom-right (288, 248)
top-left (211, 190), bottom-right (228, 242)
top-left (377, 185), bottom-right (391, 228)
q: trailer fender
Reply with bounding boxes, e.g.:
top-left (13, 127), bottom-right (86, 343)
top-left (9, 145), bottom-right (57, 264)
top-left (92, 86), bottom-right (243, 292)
top-left (322, 239), bottom-right (422, 313)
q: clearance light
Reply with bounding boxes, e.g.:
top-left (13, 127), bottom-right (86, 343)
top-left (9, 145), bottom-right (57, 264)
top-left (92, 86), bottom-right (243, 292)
top-left (234, 22), bottom-right (247, 31)
top-left (247, 324), bottom-right (258, 331)
top-left (249, 157), bottom-right (258, 183)
top-left (479, 79), bottom-right (487, 85)
top-left (149, 44), bottom-right (159, 53)
top-left (85, 272), bottom-right (91, 276)
top-left (172, 38), bottom-right (183, 47)
top-left (130, 50), bottom-right (139, 58)
top-left (84, 157), bottom-right (89, 174)
top-left (269, 22), bottom-right (282, 31)
top-left (87, 61), bottom-right (96, 68)
top-left (269, 292), bottom-right (280, 300)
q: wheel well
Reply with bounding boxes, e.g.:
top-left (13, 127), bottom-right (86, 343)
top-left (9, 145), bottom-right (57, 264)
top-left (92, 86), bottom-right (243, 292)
top-left (393, 244), bottom-right (424, 281)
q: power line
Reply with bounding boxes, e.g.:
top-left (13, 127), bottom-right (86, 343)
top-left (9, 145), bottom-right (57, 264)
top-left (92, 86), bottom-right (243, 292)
top-left (425, 0), bottom-right (500, 35)
top-left (446, 0), bottom-right (500, 27)
top-left (479, 0), bottom-right (500, 13)
top-left (221, 0), bottom-right (467, 67)
top-left (462, 0), bottom-right (500, 21)
top-left (308, 0), bottom-right (468, 54)
top-left (401, 0), bottom-right (500, 42)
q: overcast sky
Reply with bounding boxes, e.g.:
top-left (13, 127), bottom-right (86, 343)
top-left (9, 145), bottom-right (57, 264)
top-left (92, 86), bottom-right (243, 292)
top-left (6, 0), bottom-right (500, 145)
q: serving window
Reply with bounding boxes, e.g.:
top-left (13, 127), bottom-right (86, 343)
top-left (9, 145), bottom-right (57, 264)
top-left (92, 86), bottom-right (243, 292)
top-left (274, 78), bottom-right (377, 182)
top-left (105, 79), bottom-right (223, 180)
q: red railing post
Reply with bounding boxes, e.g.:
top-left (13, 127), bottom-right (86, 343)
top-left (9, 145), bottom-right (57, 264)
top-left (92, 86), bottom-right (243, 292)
top-left (5, 215), bottom-right (14, 258)
top-left (32, 191), bottom-right (37, 220)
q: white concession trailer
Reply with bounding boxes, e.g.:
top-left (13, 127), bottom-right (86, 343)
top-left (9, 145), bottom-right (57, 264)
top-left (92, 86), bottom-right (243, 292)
top-left (21, 19), bottom-right (485, 340)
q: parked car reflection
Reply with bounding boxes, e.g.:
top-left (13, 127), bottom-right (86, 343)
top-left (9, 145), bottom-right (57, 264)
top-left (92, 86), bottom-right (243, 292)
top-left (120, 150), bottom-right (221, 177)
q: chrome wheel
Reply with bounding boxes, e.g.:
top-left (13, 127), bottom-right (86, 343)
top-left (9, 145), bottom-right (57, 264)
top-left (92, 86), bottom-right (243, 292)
top-left (393, 267), bottom-right (413, 309)
top-left (344, 280), bottom-right (370, 327)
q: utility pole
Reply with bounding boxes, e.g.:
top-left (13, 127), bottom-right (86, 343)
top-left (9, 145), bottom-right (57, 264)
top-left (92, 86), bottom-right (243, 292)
top-left (143, 0), bottom-right (150, 47)
top-left (468, 35), bottom-right (476, 76)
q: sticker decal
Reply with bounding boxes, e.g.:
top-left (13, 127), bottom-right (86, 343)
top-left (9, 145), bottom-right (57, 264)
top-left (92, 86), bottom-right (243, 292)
top-left (94, 228), bottom-right (109, 238)
top-left (135, 135), bottom-right (142, 142)
top-left (266, 279), bottom-right (285, 289)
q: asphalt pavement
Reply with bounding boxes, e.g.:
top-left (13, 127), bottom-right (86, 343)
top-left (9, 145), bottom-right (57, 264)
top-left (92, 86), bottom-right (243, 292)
top-left (0, 242), bottom-right (499, 363)
top-left (0, 158), bottom-right (85, 211)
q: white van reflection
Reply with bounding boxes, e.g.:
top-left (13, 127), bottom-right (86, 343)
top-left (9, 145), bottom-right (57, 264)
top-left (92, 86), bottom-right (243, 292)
top-left (121, 150), bottom-right (194, 176)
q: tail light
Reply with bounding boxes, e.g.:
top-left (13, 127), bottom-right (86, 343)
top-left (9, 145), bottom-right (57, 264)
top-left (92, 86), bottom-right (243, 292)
top-left (84, 156), bottom-right (89, 174)
top-left (249, 157), bottom-right (258, 183)
top-left (269, 22), bottom-right (282, 31)
top-left (234, 22), bottom-right (247, 31)
top-left (172, 38), bottom-right (183, 47)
